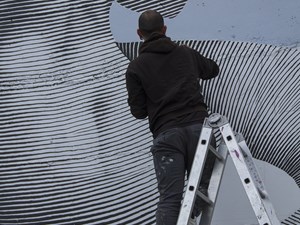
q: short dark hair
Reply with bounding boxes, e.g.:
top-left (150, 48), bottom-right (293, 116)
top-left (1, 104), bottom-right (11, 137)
top-left (138, 10), bottom-right (164, 33)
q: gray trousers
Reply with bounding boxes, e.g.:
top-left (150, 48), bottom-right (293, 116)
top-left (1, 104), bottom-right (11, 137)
top-left (151, 123), bottom-right (216, 225)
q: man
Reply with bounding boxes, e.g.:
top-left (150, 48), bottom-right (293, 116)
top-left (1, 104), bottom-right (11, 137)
top-left (125, 10), bottom-right (219, 225)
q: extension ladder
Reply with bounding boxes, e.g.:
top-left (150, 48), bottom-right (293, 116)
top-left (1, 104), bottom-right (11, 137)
top-left (177, 113), bottom-right (281, 225)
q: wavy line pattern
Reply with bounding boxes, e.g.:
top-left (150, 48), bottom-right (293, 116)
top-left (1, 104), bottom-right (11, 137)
top-left (0, 1), bottom-right (166, 224)
top-left (117, 0), bottom-right (186, 18)
top-left (0, 0), bottom-right (299, 224)
top-left (282, 209), bottom-right (300, 225)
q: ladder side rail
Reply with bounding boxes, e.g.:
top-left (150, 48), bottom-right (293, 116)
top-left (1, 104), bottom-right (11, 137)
top-left (199, 141), bottom-right (229, 225)
top-left (176, 124), bottom-right (213, 225)
top-left (238, 138), bottom-right (266, 196)
top-left (219, 123), bottom-right (281, 225)
top-left (238, 138), bottom-right (281, 224)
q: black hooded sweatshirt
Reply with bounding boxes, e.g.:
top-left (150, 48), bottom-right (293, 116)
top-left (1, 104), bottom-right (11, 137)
top-left (126, 34), bottom-right (219, 138)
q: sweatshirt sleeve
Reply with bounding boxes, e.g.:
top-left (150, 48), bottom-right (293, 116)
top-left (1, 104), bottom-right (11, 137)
top-left (125, 64), bottom-right (148, 119)
top-left (193, 49), bottom-right (220, 80)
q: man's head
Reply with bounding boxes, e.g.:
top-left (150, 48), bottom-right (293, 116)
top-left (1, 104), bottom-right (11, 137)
top-left (137, 10), bottom-right (167, 41)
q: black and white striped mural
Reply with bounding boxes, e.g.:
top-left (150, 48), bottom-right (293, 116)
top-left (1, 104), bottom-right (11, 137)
top-left (0, 1), bottom-right (299, 225)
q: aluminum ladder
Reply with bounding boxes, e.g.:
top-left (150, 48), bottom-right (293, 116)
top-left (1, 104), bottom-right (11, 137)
top-left (177, 113), bottom-right (281, 225)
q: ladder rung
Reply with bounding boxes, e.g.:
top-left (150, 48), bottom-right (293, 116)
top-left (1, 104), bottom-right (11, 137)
top-left (196, 190), bottom-right (213, 205)
top-left (208, 145), bottom-right (224, 161)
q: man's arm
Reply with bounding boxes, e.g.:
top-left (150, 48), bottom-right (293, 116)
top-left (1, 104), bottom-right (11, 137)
top-left (125, 67), bottom-right (148, 119)
top-left (193, 50), bottom-right (220, 80)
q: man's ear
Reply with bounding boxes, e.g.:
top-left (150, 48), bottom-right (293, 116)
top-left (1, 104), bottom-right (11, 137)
top-left (162, 25), bottom-right (167, 35)
top-left (137, 29), bottom-right (143, 40)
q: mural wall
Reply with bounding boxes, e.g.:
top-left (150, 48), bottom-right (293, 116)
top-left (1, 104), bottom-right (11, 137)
top-left (0, 0), bottom-right (299, 224)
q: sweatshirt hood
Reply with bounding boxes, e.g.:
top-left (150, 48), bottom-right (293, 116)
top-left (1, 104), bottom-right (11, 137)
top-left (139, 33), bottom-right (177, 54)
